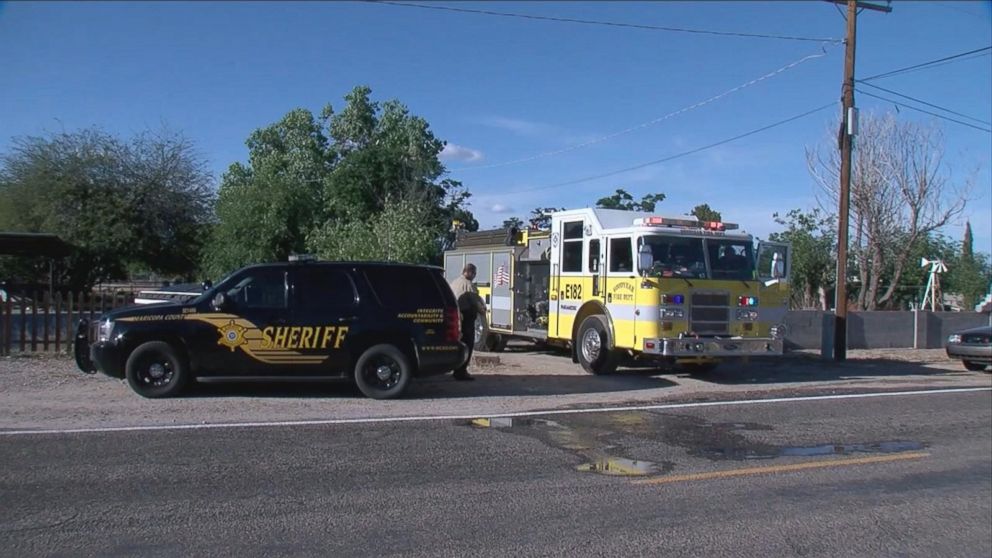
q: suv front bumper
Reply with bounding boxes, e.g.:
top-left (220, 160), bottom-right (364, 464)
top-left (641, 337), bottom-right (783, 357)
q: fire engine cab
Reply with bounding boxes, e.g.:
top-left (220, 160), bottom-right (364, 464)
top-left (444, 208), bottom-right (791, 374)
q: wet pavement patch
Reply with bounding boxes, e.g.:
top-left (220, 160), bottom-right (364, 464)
top-left (779, 441), bottom-right (925, 457)
top-left (465, 412), bottom-right (927, 476)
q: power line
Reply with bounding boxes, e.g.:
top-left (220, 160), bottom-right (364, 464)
top-left (364, 1), bottom-right (844, 43)
top-left (452, 45), bottom-right (837, 172)
top-left (860, 46), bottom-right (992, 81)
top-left (499, 102), bottom-right (837, 194)
top-left (856, 81), bottom-right (992, 126)
top-left (855, 89), bottom-right (992, 133)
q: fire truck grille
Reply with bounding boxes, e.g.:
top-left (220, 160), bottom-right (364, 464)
top-left (690, 292), bottom-right (730, 335)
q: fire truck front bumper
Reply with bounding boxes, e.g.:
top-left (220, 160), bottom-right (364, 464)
top-left (641, 337), bottom-right (784, 357)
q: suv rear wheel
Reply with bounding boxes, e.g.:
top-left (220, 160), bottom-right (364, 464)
top-left (963, 360), bottom-right (988, 372)
top-left (125, 341), bottom-right (189, 398)
top-left (354, 344), bottom-right (412, 399)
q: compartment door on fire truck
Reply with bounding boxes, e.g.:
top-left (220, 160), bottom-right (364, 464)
top-left (552, 219), bottom-right (585, 338)
top-left (490, 252), bottom-right (513, 330)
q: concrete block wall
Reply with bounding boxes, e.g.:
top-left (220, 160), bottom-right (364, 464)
top-left (783, 310), bottom-right (991, 350)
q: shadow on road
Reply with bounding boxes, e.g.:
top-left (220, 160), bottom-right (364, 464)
top-left (646, 354), bottom-right (978, 385)
top-left (185, 370), bottom-right (678, 399)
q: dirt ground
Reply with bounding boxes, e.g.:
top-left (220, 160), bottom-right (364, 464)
top-left (1, 345), bottom-right (989, 432)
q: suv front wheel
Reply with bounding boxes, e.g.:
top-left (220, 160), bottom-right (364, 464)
top-left (125, 341), bottom-right (189, 398)
top-left (354, 344), bottom-right (413, 399)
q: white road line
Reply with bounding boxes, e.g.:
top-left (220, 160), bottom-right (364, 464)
top-left (0, 387), bottom-right (989, 437)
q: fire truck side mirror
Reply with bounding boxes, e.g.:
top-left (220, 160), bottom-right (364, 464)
top-left (771, 252), bottom-right (784, 279)
top-left (637, 244), bottom-right (654, 276)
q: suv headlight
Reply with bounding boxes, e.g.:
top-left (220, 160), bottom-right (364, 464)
top-left (947, 334), bottom-right (961, 344)
top-left (98, 319), bottom-right (114, 342)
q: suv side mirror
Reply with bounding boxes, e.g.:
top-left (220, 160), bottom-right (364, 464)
top-left (637, 244), bottom-right (654, 275)
top-left (212, 292), bottom-right (230, 312)
top-left (202, 280), bottom-right (213, 291)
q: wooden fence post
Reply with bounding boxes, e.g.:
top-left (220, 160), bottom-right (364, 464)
top-left (19, 290), bottom-right (26, 352)
top-left (67, 292), bottom-right (75, 355)
top-left (42, 292), bottom-right (50, 352)
top-left (31, 290), bottom-right (39, 352)
top-left (55, 292), bottom-right (63, 353)
top-left (0, 296), bottom-right (6, 357)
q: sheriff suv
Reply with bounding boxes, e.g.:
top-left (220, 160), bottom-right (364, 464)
top-left (75, 259), bottom-right (467, 399)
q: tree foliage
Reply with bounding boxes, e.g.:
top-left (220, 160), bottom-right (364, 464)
top-left (501, 217), bottom-right (524, 230)
top-left (0, 129), bottom-right (213, 289)
top-left (769, 209), bottom-right (836, 309)
top-left (595, 188), bottom-right (666, 212)
top-left (807, 112), bottom-right (969, 310)
top-left (202, 86), bottom-right (475, 276)
top-left (689, 204), bottom-right (722, 222)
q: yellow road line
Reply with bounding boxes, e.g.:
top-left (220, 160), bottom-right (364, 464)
top-left (633, 452), bottom-right (930, 486)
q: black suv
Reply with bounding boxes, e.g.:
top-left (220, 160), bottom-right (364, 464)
top-left (75, 261), bottom-right (467, 399)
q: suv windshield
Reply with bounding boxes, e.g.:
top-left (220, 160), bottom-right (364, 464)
top-left (639, 235), bottom-right (755, 280)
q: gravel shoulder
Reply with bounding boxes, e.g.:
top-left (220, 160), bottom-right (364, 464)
top-left (1, 346), bottom-right (989, 431)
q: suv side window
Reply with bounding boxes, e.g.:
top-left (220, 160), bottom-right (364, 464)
top-left (364, 267), bottom-right (444, 309)
top-left (294, 267), bottom-right (358, 311)
top-left (227, 268), bottom-right (287, 309)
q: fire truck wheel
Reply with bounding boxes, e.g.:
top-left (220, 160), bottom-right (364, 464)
top-left (681, 361), bottom-right (720, 375)
top-left (576, 315), bottom-right (621, 375)
top-left (474, 320), bottom-right (506, 352)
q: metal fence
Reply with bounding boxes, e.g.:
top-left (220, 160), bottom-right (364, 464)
top-left (0, 291), bottom-right (134, 355)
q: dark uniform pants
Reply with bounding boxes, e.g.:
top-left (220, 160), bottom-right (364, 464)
top-left (457, 311), bottom-right (476, 374)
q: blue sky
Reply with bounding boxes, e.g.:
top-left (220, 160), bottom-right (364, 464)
top-left (1, 1), bottom-right (990, 254)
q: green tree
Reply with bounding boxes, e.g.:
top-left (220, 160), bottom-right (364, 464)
top-left (501, 217), bottom-right (525, 229)
top-left (768, 209), bottom-right (835, 309)
top-left (203, 86), bottom-right (475, 275)
top-left (689, 204), bottom-right (722, 222)
top-left (309, 194), bottom-right (440, 264)
top-left (595, 188), bottom-right (666, 212)
top-left (0, 129), bottom-right (213, 289)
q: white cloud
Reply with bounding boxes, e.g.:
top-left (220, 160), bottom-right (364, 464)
top-left (490, 203), bottom-right (513, 214)
top-left (479, 116), bottom-right (558, 137)
top-left (440, 143), bottom-right (484, 163)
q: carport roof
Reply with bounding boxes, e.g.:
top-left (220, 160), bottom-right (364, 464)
top-left (0, 232), bottom-right (75, 258)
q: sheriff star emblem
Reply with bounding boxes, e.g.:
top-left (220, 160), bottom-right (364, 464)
top-left (216, 320), bottom-right (248, 352)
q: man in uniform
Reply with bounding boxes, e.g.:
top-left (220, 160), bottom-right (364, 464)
top-left (449, 263), bottom-right (486, 381)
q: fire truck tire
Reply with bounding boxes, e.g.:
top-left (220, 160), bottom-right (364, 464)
top-left (474, 320), bottom-right (507, 352)
top-left (125, 341), bottom-right (189, 398)
top-left (681, 361), bottom-right (720, 375)
top-left (576, 315), bottom-right (621, 375)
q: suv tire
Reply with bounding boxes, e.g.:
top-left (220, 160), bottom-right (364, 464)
top-left (125, 341), bottom-right (189, 398)
top-left (354, 344), bottom-right (413, 399)
top-left (576, 315), bottom-right (621, 375)
top-left (963, 360), bottom-right (988, 372)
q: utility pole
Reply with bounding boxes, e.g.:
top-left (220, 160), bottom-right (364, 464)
top-left (828, 0), bottom-right (891, 361)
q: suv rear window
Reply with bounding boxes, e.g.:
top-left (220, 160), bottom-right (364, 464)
top-left (363, 267), bottom-right (449, 309)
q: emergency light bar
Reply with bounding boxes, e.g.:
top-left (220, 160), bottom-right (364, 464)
top-left (635, 216), bottom-right (739, 231)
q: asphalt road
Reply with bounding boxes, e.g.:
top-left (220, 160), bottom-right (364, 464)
top-left (2, 389), bottom-right (990, 557)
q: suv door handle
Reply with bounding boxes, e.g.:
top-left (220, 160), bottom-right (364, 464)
top-left (337, 316), bottom-right (358, 323)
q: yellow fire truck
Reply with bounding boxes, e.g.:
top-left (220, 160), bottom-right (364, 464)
top-left (443, 208), bottom-right (791, 374)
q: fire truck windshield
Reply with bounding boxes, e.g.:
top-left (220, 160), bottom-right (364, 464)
top-left (639, 235), bottom-right (755, 281)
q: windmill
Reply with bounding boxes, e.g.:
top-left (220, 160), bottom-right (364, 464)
top-left (919, 257), bottom-right (948, 311)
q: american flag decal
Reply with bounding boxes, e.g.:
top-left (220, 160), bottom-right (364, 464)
top-left (496, 264), bottom-right (510, 286)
